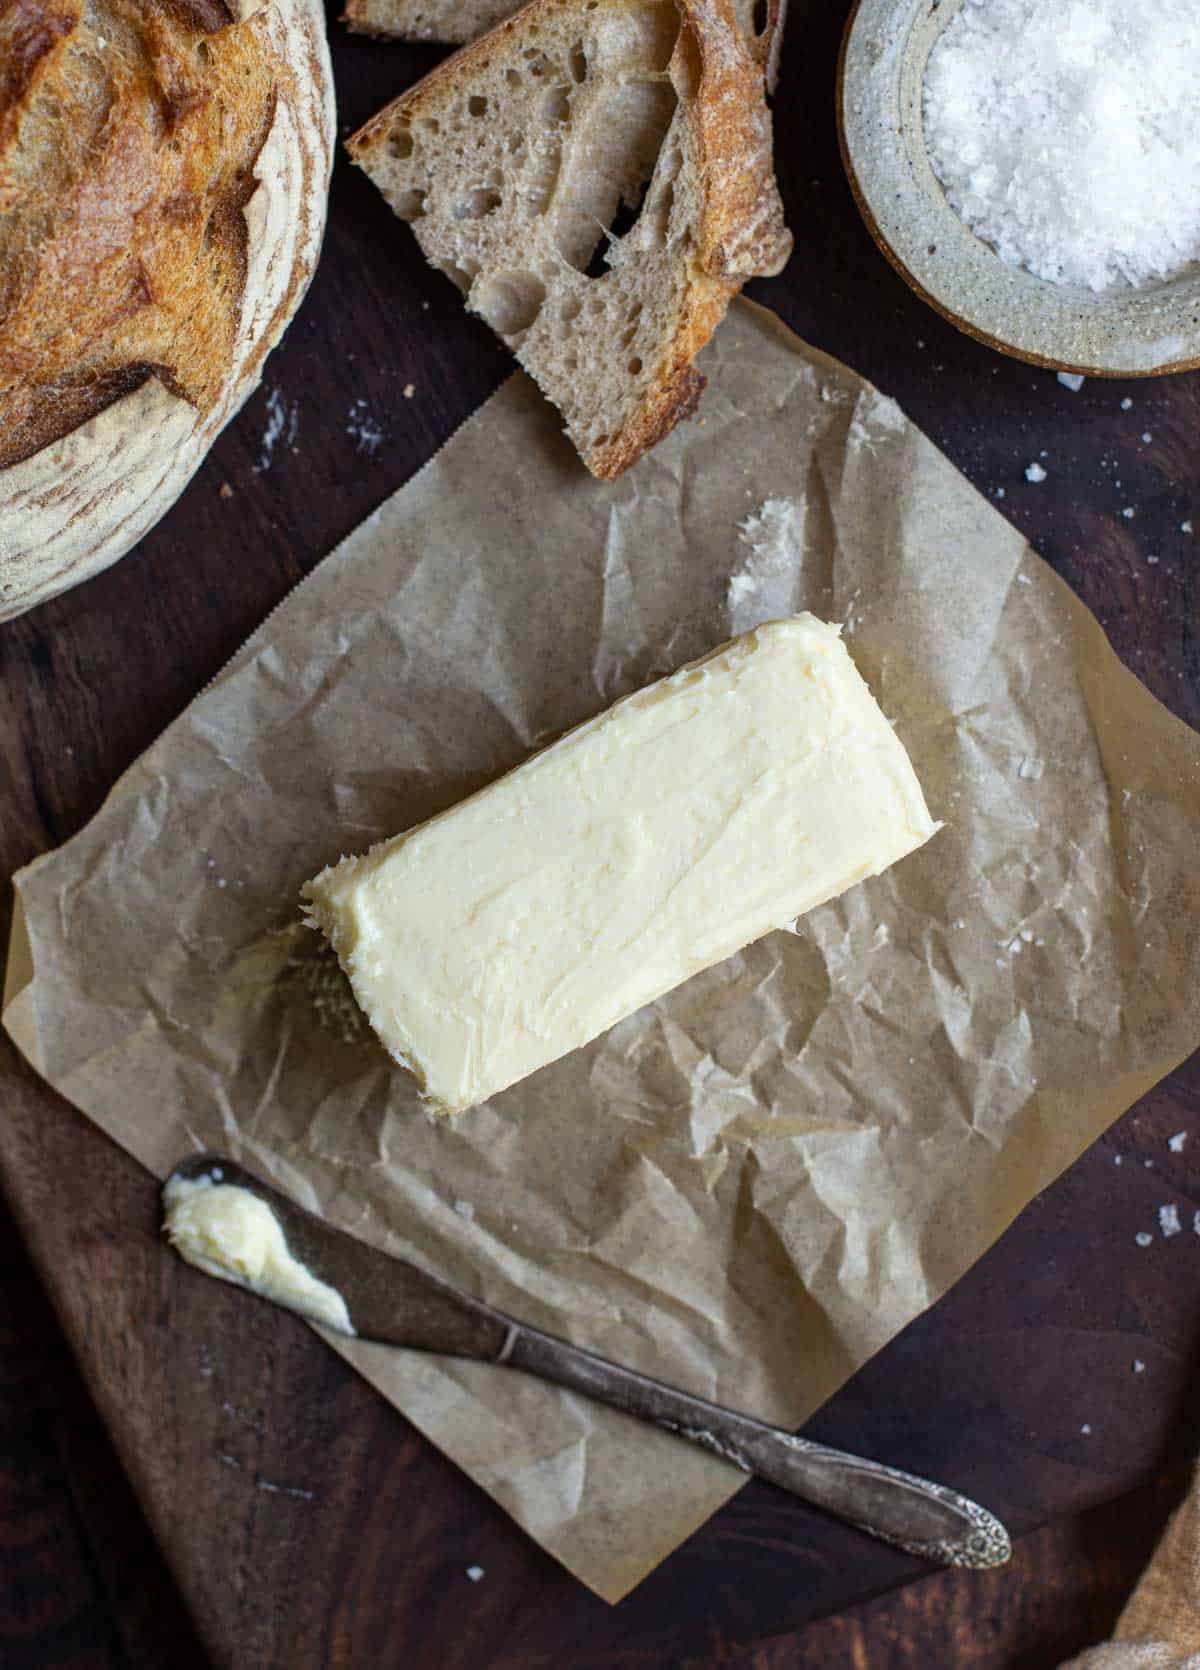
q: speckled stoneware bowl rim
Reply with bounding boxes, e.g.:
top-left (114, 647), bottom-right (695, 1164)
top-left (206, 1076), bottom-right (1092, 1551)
top-left (837, 0), bottom-right (1200, 377)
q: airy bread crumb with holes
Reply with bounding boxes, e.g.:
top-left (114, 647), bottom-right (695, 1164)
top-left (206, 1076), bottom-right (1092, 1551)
top-left (345, 0), bottom-right (787, 95)
top-left (348, 0), bottom-right (791, 479)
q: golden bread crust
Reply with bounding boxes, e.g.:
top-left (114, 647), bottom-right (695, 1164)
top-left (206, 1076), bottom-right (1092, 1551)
top-left (0, 0), bottom-right (276, 467)
top-left (350, 0), bottom-right (789, 479)
top-left (0, 0), bottom-right (335, 620)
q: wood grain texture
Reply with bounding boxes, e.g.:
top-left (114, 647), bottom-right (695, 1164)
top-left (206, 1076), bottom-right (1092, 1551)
top-left (0, 1199), bottom-right (207, 1670)
top-left (0, 0), bottom-right (1198, 1665)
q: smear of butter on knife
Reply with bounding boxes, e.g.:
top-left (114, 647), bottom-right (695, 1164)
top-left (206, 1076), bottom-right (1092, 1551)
top-left (163, 1175), bottom-right (355, 1336)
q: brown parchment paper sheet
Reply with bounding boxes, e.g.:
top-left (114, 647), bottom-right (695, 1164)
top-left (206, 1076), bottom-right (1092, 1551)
top-left (6, 301), bottom-right (1200, 1602)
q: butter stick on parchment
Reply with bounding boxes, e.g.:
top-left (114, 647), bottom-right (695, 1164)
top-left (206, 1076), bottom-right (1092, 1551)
top-left (303, 617), bottom-right (938, 1114)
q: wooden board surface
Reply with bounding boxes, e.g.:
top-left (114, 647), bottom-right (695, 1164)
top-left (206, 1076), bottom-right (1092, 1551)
top-left (2, 1), bottom-right (1199, 1665)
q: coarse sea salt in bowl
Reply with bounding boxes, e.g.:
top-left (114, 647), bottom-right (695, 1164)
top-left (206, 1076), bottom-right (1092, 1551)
top-left (837, 0), bottom-right (1200, 375)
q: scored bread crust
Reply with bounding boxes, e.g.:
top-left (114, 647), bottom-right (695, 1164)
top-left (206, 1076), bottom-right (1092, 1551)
top-left (0, 0), bottom-right (335, 623)
top-left (350, 0), bottom-right (790, 480)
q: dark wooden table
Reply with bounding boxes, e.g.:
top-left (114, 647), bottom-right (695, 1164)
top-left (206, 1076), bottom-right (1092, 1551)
top-left (2, 2), bottom-right (1198, 1665)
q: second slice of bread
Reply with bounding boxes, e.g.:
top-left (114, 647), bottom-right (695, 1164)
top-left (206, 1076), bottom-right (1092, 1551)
top-left (345, 0), bottom-right (787, 93)
top-left (349, 0), bottom-right (791, 479)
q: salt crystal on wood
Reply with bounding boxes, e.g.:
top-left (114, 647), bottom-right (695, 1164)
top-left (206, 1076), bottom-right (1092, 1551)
top-left (1159, 1204), bottom-right (1182, 1238)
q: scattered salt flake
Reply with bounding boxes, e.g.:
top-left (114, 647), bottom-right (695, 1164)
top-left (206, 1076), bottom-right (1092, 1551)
top-left (1141, 432), bottom-right (1153, 443)
top-left (1159, 1204), bottom-right (1182, 1238)
top-left (995, 486), bottom-right (1006, 498)
top-left (1113, 1154), bottom-right (1123, 1166)
top-left (466, 1566), bottom-right (485, 1582)
top-left (1144, 1159), bottom-right (1153, 1168)
top-left (1135, 1231), bottom-right (1153, 1247)
top-left (347, 398), bottom-right (384, 457)
top-left (1080, 1424), bottom-right (1092, 1436)
top-left (1018, 756), bottom-right (1044, 780)
top-left (216, 878), bottom-right (226, 889)
top-left (1167, 1131), bottom-right (1187, 1153)
top-left (1194, 1209), bottom-right (1200, 1236)
top-left (1025, 462), bottom-right (1047, 483)
top-left (1182, 520), bottom-right (1193, 534)
top-left (403, 383), bottom-right (415, 399)
top-left (255, 387), bottom-right (299, 472)
top-left (1147, 554), bottom-right (1160, 564)
top-left (1133, 1359), bottom-right (1146, 1374)
top-left (1016, 572), bottom-right (1031, 583)
top-left (1057, 372), bottom-right (1085, 392)
top-left (1121, 507), bottom-right (1136, 519)
top-left (258, 1479), bottom-right (315, 1502)
top-left (1121, 398), bottom-right (1134, 411)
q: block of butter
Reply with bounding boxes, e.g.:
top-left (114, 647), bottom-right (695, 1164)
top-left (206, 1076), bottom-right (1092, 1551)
top-left (303, 617), bottom-right (938, 1115)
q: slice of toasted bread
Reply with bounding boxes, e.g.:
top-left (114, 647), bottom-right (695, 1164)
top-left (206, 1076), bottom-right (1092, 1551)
top-left (348, 0), bottom-right (791, 479)
top-left (345, 0), bottom-right (787, 93)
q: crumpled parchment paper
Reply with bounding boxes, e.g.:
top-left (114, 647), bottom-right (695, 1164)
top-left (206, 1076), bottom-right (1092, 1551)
top-left (6, 301), bottom-right (1200, 1602)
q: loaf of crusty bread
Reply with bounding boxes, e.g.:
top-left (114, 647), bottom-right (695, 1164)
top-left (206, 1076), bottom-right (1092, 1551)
top-left (0, 0), bottom-right (335, 621)
top-left (349, 0), bottom-right (791, 479)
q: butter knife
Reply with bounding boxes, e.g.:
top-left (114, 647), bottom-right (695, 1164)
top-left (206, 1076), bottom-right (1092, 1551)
top-left (164, 1154), bottom-right (1010, 1570)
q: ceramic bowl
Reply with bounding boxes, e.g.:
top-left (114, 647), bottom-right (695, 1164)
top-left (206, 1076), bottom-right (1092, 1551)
top-left (837, 0), bottom-right (1200, 376)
